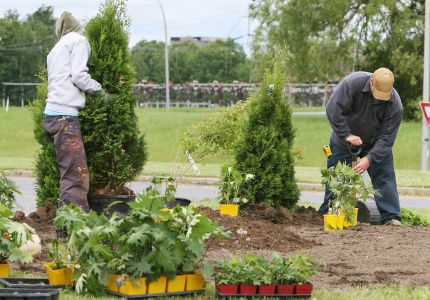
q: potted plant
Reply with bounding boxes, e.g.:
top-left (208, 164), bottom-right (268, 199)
top-left (45, 238), bottom-right (74, 286)
top-left (214, 258), bottom-right (240, 295)
top-left (288, 254), bottom-right (320, 295)
top-left (271, 253), bottom-right (295, 295)
top-left (168, 205), bottom-right (229, 292)
top-left (219, 166), bottom-right (254, 216)
top-left (236, 254), bottom-right (260, 295)
top-left (321, 162), bottom-right (379, 231)
top-left (81, 0), bottom-right (147, 214)
top-left (0, 204), bottom-right (35, 277)
top-left (55, 181), bottom-right (229, 296)
top-left (255, 256), bottom-right (276, 295)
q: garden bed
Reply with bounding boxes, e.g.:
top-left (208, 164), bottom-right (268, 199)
top-left (12, 205), bottom-right (430, 288)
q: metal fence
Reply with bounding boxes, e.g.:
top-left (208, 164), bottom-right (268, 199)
top-left (2, 82), bottom-right (338, 108)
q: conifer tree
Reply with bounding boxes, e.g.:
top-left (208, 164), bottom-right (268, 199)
top-left (234, 66), bottom-right (299, 208)
top-left (32, 0), bottom-right (147, 207)
top-left (31, 72), bottom-right (60, 207)
top-left (81, 0), bottom-right (147, 193)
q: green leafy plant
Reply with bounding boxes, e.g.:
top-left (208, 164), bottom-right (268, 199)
top-left (214, 252), bottom-right (321, 286)
top-left (321, 162), bottom-right (379, 223)
top-left (215, 257), bottom-right (241, 285)
top-left (287, 253), bottom-right (320, 285)
top-left (171, 101), bottom-right (248, 189)
top-left (232, 65), bottom-right (300, 208)
top-left (55, 184), bottom-right (229, 295)
top-left (271, 252), bottom-right (293, 284)
top-left (47, 238), bottom-right (74, 270)
top-left (168, 206), bottom-right (229, 275)
top-left (401, 208), bottom-right (429, 227)
top-left (219, 166), bottom-right (254, 205)
top-left (0, 204), bottom-right (35, 263)
top-left (0, 172), bottom-right (20, 209)
top-left (55, 205), bottom-right (119, 295)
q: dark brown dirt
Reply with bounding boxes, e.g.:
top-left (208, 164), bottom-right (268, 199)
top-left (241, 203), bottom-right (323, 226)
top-left (12, 204), bottom-right (430, 288)
top-left (12, 204), bottom-right (58, 275)
top-left (198, 207), bottom-right (317, 253)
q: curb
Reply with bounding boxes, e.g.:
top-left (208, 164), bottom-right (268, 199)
top-left (4, 170), bottom-right (430, 197)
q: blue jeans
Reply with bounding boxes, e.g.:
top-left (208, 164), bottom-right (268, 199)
top-left (318, 139), bottom-right (401, 223)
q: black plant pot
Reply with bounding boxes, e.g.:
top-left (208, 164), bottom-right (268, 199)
top-left (88, 194), bottom-right (136, 216)
top-left (357, 198), bottom-right (382, 225)
top-left (165, 197), bottom-right (191, 208)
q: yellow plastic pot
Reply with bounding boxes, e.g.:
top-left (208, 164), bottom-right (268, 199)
top-left (0, 262), bottom-right (9, 277)
top-left (107, 275), bottom-right (147, 296)
top-left (185, 273), bottom-right (205, 291)
top-left (324, 214), bottom-right (345, 231)
top-left (166, 275), bottom-right (187, 293)
top-left (220, 204), bottom-right (239, 217)
top-left (45, 262), bottom-right (73, 285)
top-left (343, 208), bottom-right (359, 228)
top-left (147, 276), bottom-right (167, 294)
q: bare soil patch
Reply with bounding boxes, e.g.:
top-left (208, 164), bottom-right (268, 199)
top-left (201, 206), bottom-right (430, 287)
top-left (12, 204), bottom-right (430, 288)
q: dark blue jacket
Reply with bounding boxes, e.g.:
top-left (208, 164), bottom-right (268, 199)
top-left (326, 71), bottom-right (403, 163)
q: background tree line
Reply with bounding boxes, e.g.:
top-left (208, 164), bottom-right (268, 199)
top-left (250, 0), bottom-right (425, 119)
top-left (0, 6), bottom-right (250, 106)
top-left (1, 1), bottom-right (427, 119)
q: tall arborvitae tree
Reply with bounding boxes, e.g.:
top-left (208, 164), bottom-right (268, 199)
top-left (82, 0), bottom-right (147, 193)
top-left (234, 65), bottom-right (299, 208)
top-left (31, 71), bottom-right (60, 207)
top-left (32, 0), bottom-right (147, 207)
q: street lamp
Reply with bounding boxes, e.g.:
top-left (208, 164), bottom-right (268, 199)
top-left (156, 0), bottom-right (170, 111)
top-left (422, 0), bottom-right (430, 170)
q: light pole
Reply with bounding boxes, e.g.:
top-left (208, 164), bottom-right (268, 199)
top-left (156, 0), bottom-right (170, 111)
top-left (422, 0), bottom-right (430, 170)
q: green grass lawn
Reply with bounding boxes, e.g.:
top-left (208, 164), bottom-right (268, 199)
top-left (1, 107), bottom-right (430, 186)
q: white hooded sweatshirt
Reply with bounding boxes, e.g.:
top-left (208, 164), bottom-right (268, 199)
top-left (45, 12), bottom-right (101, 115)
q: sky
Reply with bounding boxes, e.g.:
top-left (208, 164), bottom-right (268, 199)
top-left (1, 0), bottom-right (256, 53)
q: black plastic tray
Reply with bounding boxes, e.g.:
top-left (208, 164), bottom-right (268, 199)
top-left (216, 291), bottom-right (311, 299)
top-left (0, 278), bottom-right (64, 289)
top-left (107, 289), bottom-right (205, 299)
top-left (0, 288), bottom-right (61, 300)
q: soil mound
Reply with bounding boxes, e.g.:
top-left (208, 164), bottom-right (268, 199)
top-left (13, 204), bottom-right (58, 275)
top-left (242, 203), bottom-right (323, 226)
top-left (198, 207), bottom-right (317, 253)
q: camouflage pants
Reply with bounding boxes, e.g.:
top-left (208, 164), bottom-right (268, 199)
top-left (43, 115), bottom-right (90, 212)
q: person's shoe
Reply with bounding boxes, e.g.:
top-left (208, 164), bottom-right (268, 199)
top-left (385, 219), bottom-right (402, 226)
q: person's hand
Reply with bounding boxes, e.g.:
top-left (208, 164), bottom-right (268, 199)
top-left (353, 156), bottom-right (371, 174)
top-left (346, 134), bottom-right (363, 146)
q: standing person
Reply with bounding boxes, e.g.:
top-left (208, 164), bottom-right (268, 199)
top-left (43, 12), bottom-right (102, 212)
top-left (318, 68), bottom-right (403, 225)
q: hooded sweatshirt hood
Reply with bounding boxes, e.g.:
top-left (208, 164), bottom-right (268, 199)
top-left (55, 11), bottom-right (81, 38)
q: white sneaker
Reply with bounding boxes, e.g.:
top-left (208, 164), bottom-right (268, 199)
top-left (385, 219), bottom-right (402, 226)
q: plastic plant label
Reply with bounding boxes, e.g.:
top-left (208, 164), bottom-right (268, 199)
top-left (185, 149), bottom-right (200, 176)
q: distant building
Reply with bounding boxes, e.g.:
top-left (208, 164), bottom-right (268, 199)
top-left (170, 36), bottom-right (229, 46)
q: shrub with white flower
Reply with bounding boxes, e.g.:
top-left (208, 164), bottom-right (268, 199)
top-left (219, 166), bottom-right (254, 205)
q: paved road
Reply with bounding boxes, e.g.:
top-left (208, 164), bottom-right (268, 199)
top-left (9, 176), bottom-right (430, 214)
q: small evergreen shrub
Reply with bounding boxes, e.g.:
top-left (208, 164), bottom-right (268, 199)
top-left (82, 0), bottom-right (147, 192)
top-left (31, 72), bottom-right (60, 207)
top-left (233, 66), bottom-right (299, 208)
